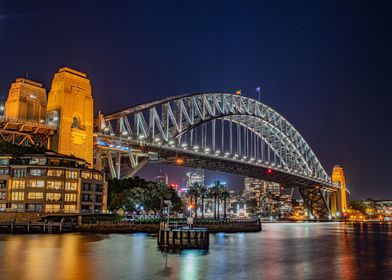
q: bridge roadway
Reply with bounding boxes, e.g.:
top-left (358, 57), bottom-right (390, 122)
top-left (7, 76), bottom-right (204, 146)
top-left (118, 140), bottom-right (335, 190)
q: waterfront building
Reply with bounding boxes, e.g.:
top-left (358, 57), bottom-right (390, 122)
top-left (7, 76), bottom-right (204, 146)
top-left (0, 151), bottom-right (107, 213)
top-left (155, 170), bottom-right (168, 185)
top-left (243, 177), bottom-right (281, 215)
top-left (185, 168), bottom-right (204, 188)
top-left (5, 78), bottom-right (47, 122)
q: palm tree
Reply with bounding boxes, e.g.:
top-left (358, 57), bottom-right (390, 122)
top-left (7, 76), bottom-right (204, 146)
top-left (155, 182), bottom-right (171, 218)
top-left (199, 185), bottom-right (207, 219)
top-left (187, 183), bottom-right (201, 219)
top-left (221, 187), bottom-right (230, 220)
top-left (211, 181), bottom-right (223, 220)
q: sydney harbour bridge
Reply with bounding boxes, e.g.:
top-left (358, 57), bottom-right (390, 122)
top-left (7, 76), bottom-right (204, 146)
top-left (1, 69), bottom-right (348, 221)
top-left (94, 93), bottom-right (348, 220)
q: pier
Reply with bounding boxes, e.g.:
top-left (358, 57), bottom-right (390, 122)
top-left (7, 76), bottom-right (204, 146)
top-left (157, 222), bottom-right (209, 251)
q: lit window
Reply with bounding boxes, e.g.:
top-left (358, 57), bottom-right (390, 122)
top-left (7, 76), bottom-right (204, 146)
top-left (29, 158), bottom-right (46, 165)
top-left (48, 159), bottom-right (60, 166)
top-left (81, 171), bottom-right (92, 179)
top-left (30, 169), bottom-right (46, 176)
top-left (64, 204), bottom-right (76, 213)
top-left (12, 180), bottom-right (25, 189)
top-left (93, 173), bottom-right (102, 180)
top-left (27, 192), bottom-right (44, 199)
top-left (65, 193), bottom-right (77, 202)
top-left (65, 181), bottom-right (77, 191)
top-left (47, 169), bottom-right (63, 177)
top-left (45, 204), bottom-right (61, 212)
top-left (11, 192), bottom-right (24, 201)
top-left (0, 158), bottom-right (9, 165)
top-left (46, 193), bottom-right (62, 201)
top-left (66, 170), bottom-right (78, 179)
top-left (47, 181), bottom-right (62, 190)
top-left (0, 192), bottom-right (6, 200)
top-left (28, 180), bottom-right (45, 188)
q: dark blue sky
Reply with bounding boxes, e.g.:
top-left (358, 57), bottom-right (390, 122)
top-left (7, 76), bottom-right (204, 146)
top-left (1, 1), bottom-right (391, 199)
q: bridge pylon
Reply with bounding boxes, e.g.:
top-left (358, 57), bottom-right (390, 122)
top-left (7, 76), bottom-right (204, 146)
top-left (330, 165), bottom-right (348, 218)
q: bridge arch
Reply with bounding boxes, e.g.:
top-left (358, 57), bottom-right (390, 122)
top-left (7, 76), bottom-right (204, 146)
top-left (98, 93), bottom-right (330, 183)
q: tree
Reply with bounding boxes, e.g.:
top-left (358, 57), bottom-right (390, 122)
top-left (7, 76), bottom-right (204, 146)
top-left (210, 181), bottom-right (223, 220)
top-left (221, 187), bottom-right (230, 220)
top-left (199, 185), bottom-right (208, 219)
top-left (187, 183), bottom-right (201, 218)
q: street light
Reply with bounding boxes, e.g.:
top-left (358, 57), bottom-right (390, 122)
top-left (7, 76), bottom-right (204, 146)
top-left (164, 200), bottom-right (172, 227)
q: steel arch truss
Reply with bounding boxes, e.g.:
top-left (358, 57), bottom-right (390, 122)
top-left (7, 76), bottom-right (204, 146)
top-left (98, 93), bottom-right (331, 184)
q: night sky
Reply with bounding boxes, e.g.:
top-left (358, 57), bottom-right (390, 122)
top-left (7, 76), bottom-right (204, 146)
top-left (1, 1), bottom-right (391, 199)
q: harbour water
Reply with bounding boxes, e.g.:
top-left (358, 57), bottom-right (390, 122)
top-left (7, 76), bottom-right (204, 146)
top-left (0, 223), bottom-right (391, 280)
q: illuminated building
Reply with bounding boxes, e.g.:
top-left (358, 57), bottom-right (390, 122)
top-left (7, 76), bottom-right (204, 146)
top-left (47, 67), bottom-right (94, 165)
top-left (5, 78), bottom-right (47, 122)
top-left (0, 151), bottom-right (107, 213)
top-left (155, 170), bottom-right (168, 185)
top-left (185, 168), bottom-right (204, 188)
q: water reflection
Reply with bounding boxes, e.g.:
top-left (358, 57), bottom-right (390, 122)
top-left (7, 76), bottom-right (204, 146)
top-left (0, 223), bottom-right (391, 279)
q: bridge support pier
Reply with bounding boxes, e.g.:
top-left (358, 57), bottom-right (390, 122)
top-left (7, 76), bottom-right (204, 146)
top-left (299, 186), bottom-right (331, 220)
top-left (331, 166), bottom-right (348, 218)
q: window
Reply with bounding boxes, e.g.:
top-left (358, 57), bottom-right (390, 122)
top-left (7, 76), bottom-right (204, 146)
top-left (96, 184), bottom-right (103, 192)
top-left (28, 180), bottom-right (45, 188)
top-left (45, 204), bottom-right (61, 212)
top-left (30, 169), bottom-right (46, 176)
top-left (46, 193), bottom-right (62, 201)
top-left (13, 169), bottom-right (27, 177)
top-left (27, 192), bottom-right (44, 199)
top-left (72, 116), bottom-right (80, 128)
top-left (65, 170), bottom-right (78, 179)
top-left (0, 168), bottom-right (9, 175)
top-left (48, 159), bottom-right (60, 166)
top-left (11, 192), bottom-right (24, 201)
top-left (81, 171), bottom-right (92, 179)
top-left (12, 180), bottom-right (25, 189)
top-left (47, 181), bottom-right (62, 190)
top-left (29, 158), bottom-right (46, 165)
top-left (93, 173), bottom-right (102, 180)
top-left (26, 203), bottom-right (43, 212)
top-left (82, 194), bottom-right (90, 202)
top-left (0, 192), bottom-right (6, 200)
top-left (65, 193), bottom-right (77, 202)
top-left (64, 204), bottom-right (76, 213)
top-left (0, 158), bottom-right (9, 165)
top-left (65, 181), bottom-right (77, 191)
top-left (82, 183), bottom-right (90, 191)
top-left (0, 180), bottom-right (6, 189)
top-left (11, 203), bottom-right (24, 210)
top-left (47, 169), bottom-right (63, 177)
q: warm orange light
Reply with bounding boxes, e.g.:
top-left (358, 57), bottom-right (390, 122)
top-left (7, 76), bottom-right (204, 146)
top-left (176, 158), bottom-right (184, 165)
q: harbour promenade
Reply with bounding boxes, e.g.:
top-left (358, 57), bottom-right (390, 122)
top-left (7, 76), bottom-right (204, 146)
top-left (0, 212), bottom-right (261, 234)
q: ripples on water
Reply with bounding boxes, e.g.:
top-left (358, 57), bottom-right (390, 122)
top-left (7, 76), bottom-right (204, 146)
top-left (0, 223), bottom-right (391, 280)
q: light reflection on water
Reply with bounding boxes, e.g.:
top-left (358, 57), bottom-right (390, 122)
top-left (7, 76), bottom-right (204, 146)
top-left (0, 223), bottom-right (391, 280)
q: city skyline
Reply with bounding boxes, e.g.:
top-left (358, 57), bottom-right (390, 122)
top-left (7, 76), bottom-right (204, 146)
top-left (1, 1), bottom-right (392, 199)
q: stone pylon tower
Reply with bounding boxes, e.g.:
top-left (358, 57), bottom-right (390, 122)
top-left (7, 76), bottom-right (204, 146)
top-left (46, 67), bottom-right (94, 165)
top-left (331, 165), bottom-right (348, 215)
top-left (5, 78), bottom-right (47, 122)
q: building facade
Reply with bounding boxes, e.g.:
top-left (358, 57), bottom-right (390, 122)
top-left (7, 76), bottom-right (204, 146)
top-left (0, 151), bottom-right (107, 213)
top-left (185, 168), bottom-right (204, 188)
